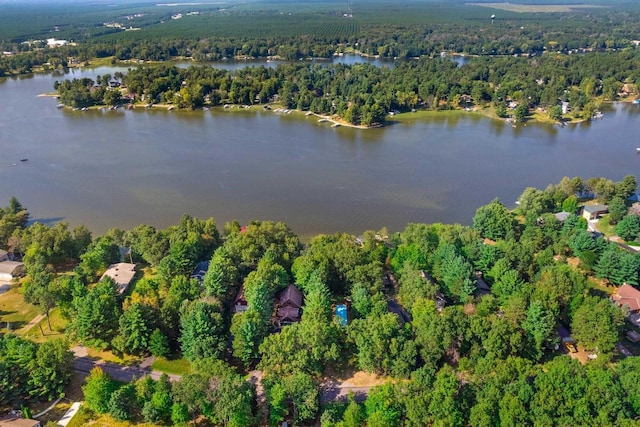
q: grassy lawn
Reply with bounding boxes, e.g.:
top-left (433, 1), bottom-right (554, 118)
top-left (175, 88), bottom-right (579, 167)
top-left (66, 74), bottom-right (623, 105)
top-left (595, 215), bottom-right (615, 237)
top-left (21, 308), bottom-right (68, 343)
top-left (85, 348), bottom-right (141, 365)
top-left (0, 282), bottom-right (39, 334)
top-left (151, 356), bottom-right (192, 376)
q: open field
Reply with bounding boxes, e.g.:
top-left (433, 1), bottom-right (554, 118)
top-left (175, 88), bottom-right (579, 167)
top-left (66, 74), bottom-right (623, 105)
top-left (0, 282), bottom-right (39, 333)
top-left (471, 3), bottom-right (606, 13)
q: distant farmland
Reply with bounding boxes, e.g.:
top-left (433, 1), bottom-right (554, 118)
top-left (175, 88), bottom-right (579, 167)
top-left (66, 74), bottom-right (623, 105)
top-left (469, 3), bottom-right (606, 13)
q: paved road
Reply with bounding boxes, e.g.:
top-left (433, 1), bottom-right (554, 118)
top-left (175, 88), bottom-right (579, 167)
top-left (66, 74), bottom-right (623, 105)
top-left (73, 355), bottom-right (181, 382)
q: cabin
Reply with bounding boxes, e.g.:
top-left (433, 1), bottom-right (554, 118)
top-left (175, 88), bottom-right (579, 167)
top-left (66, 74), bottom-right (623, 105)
top-left (611, 284), bottom-right (640, 327)
top-left (558, 100), bottom-right (570, 115)
top-left (234, 286), bottom-right (248, 314)
top-left (582, 204), bottom-right (608, 221)
top-left (190, 261), bottom-right (209, 284)
top-left (0, 261), bottom-right (25, 281)
top-left (275, 284), bottom-right (303, 324)
top-left (100, 263), bottom-right (136, 294)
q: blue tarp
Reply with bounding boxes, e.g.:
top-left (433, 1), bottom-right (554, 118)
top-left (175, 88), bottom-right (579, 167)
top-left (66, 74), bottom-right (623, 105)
top-left (335, 304), bottom-right (348, 327)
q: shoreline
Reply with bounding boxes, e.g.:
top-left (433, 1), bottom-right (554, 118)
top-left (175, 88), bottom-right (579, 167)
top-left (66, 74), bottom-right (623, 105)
top-left (45, 95), bottom-right (637, 129)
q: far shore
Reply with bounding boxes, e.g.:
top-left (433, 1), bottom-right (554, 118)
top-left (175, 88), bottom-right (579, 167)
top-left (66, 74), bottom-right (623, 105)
top-left (45, 96), bottom-right (637, 130)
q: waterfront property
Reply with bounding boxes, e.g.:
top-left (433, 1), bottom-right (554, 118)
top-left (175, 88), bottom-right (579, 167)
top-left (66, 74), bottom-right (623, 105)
top-left (234, 286), bottom-right (248, 314)
top-left (275, 284), bottom-right (303, 325)
top-left (190, 261), bottom-right (209, 283)
top-left (100, 262), bottom-right (136, 294)
top-left (582, 204), bottom-right (609, 221)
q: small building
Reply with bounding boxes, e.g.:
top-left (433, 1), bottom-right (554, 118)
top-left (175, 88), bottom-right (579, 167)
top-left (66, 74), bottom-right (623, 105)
top-left (0, 261), bottom-right (25, 281)
top-left (582, 204), bottom-right (608, 221)
top-left (275, 284), bottom-right (303, 324)
top-left (234, 286), bottom-right (248, 314)
top-left (190, 261), bottom-right (209, 284)
top-left (0, 415), bottom-right (41, 427)
top-left (0, 249), bottom-right (8, 262)
top-left (559, 100), bottom-right (570, 115)
top-left (100, 263), bottom-right (136, 294)
top-left (612, 284), bottom-right (640, 327)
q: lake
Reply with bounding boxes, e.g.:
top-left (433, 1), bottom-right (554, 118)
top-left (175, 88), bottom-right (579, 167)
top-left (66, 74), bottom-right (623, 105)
top-left (0, 61), bottom-right (638, 239)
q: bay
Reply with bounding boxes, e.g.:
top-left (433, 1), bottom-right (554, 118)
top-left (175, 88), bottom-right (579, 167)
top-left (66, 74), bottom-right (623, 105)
top-left (0, 63), bottom-right (638, 239)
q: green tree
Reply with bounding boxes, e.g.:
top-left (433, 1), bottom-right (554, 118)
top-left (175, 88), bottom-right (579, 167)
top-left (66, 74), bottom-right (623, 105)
top-left (179, 300), bottom-right (226, 362)
top-left (521, 301), bottom-right (556, 361)
top-left (83, 367), bottom-right (117, 414)
top-left (472, 198), bottom-right (514, 241)
top-left (28, 339), bottom-right (73, 401)
top-left (615, 215), bottom-right (640, 242)
top-left (108, 384), bottom-right (135, 421)
top-left (571, 296), bottom-right (624, 355)
top-left (548, 104), bottom-right (563, 121)
top-left (149, 328), bottom-right (170, 358)
top-left (115, 302), bottom-right (152, 355)
top-left (608, 196), bottom-right (628, 224)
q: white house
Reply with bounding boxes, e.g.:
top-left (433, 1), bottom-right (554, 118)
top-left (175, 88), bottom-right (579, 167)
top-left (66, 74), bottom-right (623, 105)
top-left (100, 263), bottom-right (136, 294)
top-left (0, 261), bottom-right (25, 281)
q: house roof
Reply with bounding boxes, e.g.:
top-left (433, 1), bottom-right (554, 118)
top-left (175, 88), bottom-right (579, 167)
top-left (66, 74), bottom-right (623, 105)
top-left (0, 249), bottom-right (7, 258)
top-left (583, 204), bottom-right (608, 214)
top-left (553, 212), bottom-right (571, 222)
top-left (278, 284), bottom-right (303, 308)
top-left (0, 261), bottom-right (24, 275)
top-left (612, 284), bottom-right (640, 312)
top-left (234, 285), bottom-right (247, 305)
top-left (100, 263), bottom-right (136, 294)
top-left (277, 305), bottom-right (300, 322)
top-left (0, 416), bottom-right (41, 427)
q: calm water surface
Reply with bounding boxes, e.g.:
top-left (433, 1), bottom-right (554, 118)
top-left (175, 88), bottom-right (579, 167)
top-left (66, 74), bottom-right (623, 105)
top-left (0, 64), bottom-right (638, 238)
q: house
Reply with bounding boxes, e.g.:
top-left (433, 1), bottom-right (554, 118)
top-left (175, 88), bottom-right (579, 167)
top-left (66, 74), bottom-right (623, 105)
top-left (474, 272), bottom-right (491, 298)
top-left (0, 249), bottom-right (8, 262)
top-left (0, 261), bottom-right (25, 281)
top-left (582, 204), bottom-right (608, 221)
top-left (611, 284), bottom-right (640, 327)
top-left (275, 284), bottom-right (303, 324)
top-left (557, 323), bottom-right (577, 352)
top-left (234, 286), bottom-right (248, 314)
top-left (190, 261), bottom-right (209, 283)
top-left (100, 263), bottom-right (136, 294)
top-left (558, 99), bottom-right (570, 114)
top-left (0, 415), bottom-right (41, 427)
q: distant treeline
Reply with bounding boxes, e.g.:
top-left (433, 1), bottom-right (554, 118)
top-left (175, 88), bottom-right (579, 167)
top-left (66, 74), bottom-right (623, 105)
top-left (55, 49), bottom-right (640, 125)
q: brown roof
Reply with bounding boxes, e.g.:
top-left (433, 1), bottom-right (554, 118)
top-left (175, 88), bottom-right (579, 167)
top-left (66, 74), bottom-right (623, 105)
top-left (278, 284), bottom-right (303, 308)
top-left (612, 284), bottom-right (640, 312)
top-left (234, 285), bottom-right (247, 305)
top-left (277, 305), bottom-right (301, 323)
top-left (0, 417), bottom-right (41, 427)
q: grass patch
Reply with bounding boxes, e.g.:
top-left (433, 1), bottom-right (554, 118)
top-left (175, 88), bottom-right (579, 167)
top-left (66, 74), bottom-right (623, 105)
top-left (0, 282), bottom-right (39, 334)
top-left (22, 308), bottom-right (68, 343)
top-left (86, 348), bottom-right (141, 366)
top-left (595, 215), bottom-right (615, 237)
top-left (151, 356), bottom-right (192, 376)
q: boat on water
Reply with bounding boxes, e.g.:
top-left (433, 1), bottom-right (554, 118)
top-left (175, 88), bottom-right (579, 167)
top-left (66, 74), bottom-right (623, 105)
top-left (331, 123), bottom-right (341, 128)
top-left (20, 158), bottom-right (28, 162)
top-left (636, 148), bottom-right (640, 153)
top-left (318, 118), bottom-right (328, 123)
top-left (634, 99), bottom-right (640, 104)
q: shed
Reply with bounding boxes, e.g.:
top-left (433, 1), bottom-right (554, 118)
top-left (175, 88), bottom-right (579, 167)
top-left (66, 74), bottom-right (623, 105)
top-left (0, 261), bottom-right (25, 281)
top-left (100, 263), bottom-right (136, 294)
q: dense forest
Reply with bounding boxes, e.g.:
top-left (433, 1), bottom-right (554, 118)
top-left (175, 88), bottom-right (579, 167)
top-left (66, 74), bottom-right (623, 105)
top-left (2, 0), bottom-right (640, 75)
top-left (54, 49), bottom-right (640, 125)
top-left (2, 173), bottom-right (640, 425)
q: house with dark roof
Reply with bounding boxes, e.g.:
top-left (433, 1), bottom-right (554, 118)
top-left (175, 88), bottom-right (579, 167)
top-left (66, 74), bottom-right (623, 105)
top-left (234, 286), bottom-right (248, 314)
top-left (474, 272), bottom-right (491, 298)
top-left (275, 284), bottom-right (303, 324)
top-left (612, 284), bottom-right (640, 327)
top-left (190, 261), bottom-right (209, 284)
top-left (582, 204), bottom-right (609, 221)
